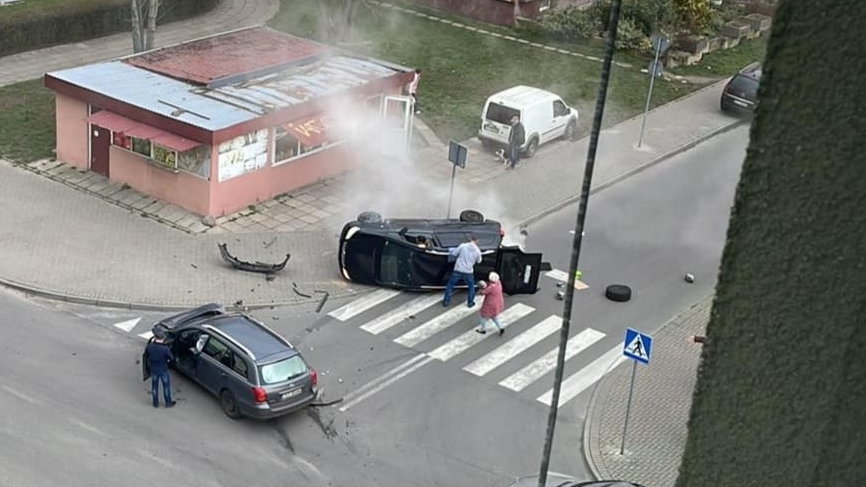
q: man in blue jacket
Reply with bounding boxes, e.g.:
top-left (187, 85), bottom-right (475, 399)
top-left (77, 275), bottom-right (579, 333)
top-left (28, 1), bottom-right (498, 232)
top-left (145, 333), bottom-right (176, 408)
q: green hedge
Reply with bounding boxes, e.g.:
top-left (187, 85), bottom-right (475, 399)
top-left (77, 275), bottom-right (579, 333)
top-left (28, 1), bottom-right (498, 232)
top-left (0, 0), bottom-right (220, 57)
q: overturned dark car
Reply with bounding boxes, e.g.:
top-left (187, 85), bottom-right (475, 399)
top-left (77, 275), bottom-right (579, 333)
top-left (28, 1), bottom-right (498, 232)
top-left (338, 210), bottom-right (544, 295)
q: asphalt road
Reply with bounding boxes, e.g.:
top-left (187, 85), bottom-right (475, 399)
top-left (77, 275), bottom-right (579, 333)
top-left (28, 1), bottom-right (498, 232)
top-left (2, 124), bottom-right (748, 487)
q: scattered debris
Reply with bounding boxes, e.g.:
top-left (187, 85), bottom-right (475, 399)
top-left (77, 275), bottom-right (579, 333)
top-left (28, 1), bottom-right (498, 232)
top-left (263, 236), bottom-right (277, 249)
top-left (265, 274), bottom-right (276, 281)
top-left (315, 291), bottom-right (330, 313)
top-left (292, 282), bottom-right (312, 298)
top-left (234, 299), bottom-right (244, 307)
top-left (218, 242), bottom-right (289, 274)
top-left (555, 291), bottom-right (565, 300)
top-left (201, 215), bottom-right (216, 227)
top-left (190, 263), bottom-right (197, 269)
top-left (684, 273), bottom-right (695, 283)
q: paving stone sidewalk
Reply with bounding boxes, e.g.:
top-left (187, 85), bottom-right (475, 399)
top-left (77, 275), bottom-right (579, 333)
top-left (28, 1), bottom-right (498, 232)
top-left (583, 296), bottom-right (712, 487)
top-left (0, 0), bottom-right (280, 87)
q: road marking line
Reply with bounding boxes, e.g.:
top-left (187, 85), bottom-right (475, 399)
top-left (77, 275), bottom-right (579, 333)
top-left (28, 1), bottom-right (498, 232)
top-left (394, 299), bottom-right (483, 347)
top-left (360, 294), bottom-right (442, 335)
top-left (464, 315), bottom-right (561, 377)
top-left (327, 289), bottom-right (402, 322)
top-left (341, 353), bottom-right (428, 403)
top-left (428, 303), bottom-right (535, 362)
top-left (536, 345), bottom-right (627, 407)
top-left (339, 354), bottom-right (434, 412)
top-left (137, 331), bottom-right (153, 341)
top-left (113, 317), bottom-right (141, 332)
top-left (499, 328), bottom-right (606, 391)
top-left (545, 269), bottom-right (589, 290)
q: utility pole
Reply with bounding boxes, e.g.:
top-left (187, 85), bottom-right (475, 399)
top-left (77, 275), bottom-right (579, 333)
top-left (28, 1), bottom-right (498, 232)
top-left (535, 0), bottom-right (623, 486)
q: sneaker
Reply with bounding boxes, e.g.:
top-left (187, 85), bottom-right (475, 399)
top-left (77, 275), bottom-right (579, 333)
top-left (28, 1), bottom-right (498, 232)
top-left (165, 401), bottom-right (176, 408)
top-left (153, 403), bottom-right (158, 408)
top-left (498, 328), bottom-right (505, 336)
top-left (475, 329), bottom-right (487, 335)
top-left (467, 302), bottom-right (476, 307)
top-left (442, 301), bottom-right (450, 307)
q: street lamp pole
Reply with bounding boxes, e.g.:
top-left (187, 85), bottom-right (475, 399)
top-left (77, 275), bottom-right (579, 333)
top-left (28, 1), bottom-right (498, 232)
top-left (536, 1), bottom-right (623, 486)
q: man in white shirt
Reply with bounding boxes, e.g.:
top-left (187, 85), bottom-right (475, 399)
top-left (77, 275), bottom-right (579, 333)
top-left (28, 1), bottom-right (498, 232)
top-left (442, 234), bottom-right (482, 307)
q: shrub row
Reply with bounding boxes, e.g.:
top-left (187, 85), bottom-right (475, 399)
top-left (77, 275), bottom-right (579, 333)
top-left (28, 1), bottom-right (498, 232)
top-left (0, 0), bottom-right (219, 57)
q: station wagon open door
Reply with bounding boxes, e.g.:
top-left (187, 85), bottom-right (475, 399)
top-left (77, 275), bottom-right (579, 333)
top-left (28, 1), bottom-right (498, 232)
top-left (497, 248), bottom-right (543, 295)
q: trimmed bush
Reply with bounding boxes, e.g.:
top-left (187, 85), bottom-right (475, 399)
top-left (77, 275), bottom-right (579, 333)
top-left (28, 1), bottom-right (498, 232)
top-left (0, 0), bottom-right (219, 57)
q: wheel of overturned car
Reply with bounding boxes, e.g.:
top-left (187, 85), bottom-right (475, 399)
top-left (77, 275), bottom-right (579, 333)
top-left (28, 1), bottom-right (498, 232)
top-left (459, 209), bottom-right (485, 223)
top-left (357, 211), bottom-right (383, 224)
top-left (220, 389), bottom-right (242, 419)
top-left (605, 284), bottom-right (632, 302)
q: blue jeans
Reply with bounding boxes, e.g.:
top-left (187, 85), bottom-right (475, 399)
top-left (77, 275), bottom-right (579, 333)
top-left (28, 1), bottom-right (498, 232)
top-left (443, 271), bottom-right (476, 306)
top-left (151, 370), bottom-right (173, 407)
top-left (479, 316), bottom-right (503, 331)
top-left (508, 145), bottom-right (521, 168)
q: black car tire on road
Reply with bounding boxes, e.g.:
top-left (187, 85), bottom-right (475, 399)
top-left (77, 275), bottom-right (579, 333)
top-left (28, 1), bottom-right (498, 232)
top-left (459, 209), bottom-right (485, 223)
top-left (357, 211), bottom-right (383, 224)
top-left (605, 284), bottom-right (632, 302)
top-left (220, 389), bottom-right (242, 419)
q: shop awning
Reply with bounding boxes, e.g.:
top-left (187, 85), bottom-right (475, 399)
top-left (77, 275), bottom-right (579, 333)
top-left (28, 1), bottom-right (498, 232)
top-left (283, 114), bottom-right (331, 147)
top-left (87, 111), bottom-right (204, 153)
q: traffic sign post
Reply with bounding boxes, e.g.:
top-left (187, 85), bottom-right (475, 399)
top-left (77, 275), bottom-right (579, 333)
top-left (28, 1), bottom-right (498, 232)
top-left (446, 141), bottom-right (467, 218)
top-left (637, 34), bottom-right (670, 148)
top-left (620, 327), bottom-right (653, 454)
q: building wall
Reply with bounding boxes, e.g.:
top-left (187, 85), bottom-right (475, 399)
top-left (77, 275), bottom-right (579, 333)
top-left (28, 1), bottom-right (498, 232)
top-left (209, 143), bottom-right (354, 217)
top-left (408, 0), bottom-right (541, 26)
top-left (109, 147), bottom-right (211, 215)
top-left (55, 94), bottom-right (89, 169)
top-left (675, 1), bottom-right (866, 486)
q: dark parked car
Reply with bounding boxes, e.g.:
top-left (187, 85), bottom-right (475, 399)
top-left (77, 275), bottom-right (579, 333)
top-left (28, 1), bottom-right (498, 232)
top-left (142, 303), bottom-right (318, 419)
top-left (338, 210), bottom-right (545, 295)
top-left (510, 474), bottom-right (646, 487)
top-left (720, 62), bottom-right (762, 113)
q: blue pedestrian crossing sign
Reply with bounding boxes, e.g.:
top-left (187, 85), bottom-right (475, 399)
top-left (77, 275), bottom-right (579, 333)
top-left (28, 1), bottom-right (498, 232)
top-left (623, 328), bottom-right (653, 364)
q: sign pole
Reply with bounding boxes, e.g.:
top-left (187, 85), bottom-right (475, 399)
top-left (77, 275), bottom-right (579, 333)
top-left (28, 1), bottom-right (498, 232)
top-left (446, 163), bottom-right (456, 219)
top-left (620, 360), bottom-right (638, 454)
top-left (637, 34), bottom-right (668, 148)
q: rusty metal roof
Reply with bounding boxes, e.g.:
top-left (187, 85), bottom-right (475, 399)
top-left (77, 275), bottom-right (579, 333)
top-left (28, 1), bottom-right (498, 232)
top-left (47, 36), bottom-right (408, 132)
top-left (124, 27), bottom-right (331, 86)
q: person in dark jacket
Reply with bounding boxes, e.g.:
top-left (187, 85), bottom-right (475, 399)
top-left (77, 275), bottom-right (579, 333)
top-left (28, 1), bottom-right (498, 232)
top-left (507, 114), bottom-right (525, 169)
top-left (145, 335), bottom-right (176, 408)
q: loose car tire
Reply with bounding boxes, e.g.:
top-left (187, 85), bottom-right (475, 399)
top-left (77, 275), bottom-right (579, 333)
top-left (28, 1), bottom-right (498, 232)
top-left (459, 209), bottom-right (485, 223)
top-left (357, 211), bottom-right (383, 224)
top-left (524, 138), bottom-right (539, 158)
top-left (220, 390), bottom-right (242, 419)
top-left (605, 284), bottom-right (632, 302)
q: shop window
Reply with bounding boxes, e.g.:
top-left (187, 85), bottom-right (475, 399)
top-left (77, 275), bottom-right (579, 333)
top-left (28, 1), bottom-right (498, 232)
top-left (177, 145), bottom-right (211, 178)
top-left (273, 126), bottom-right (335, 165)
top-left (131, 137), bottom-right (151, 157)
top-left (152, 144), bottom-right (176, 170)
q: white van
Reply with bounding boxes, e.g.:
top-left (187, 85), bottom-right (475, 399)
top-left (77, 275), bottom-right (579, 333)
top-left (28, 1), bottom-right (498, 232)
top-left (478, 86), bottom-right (579, 157)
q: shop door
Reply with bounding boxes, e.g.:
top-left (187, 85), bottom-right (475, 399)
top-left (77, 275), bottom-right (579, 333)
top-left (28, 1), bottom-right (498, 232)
top-left (90, 125), bottom-right (110, 177)
top-left (382, 95), bottom-right (414, 159)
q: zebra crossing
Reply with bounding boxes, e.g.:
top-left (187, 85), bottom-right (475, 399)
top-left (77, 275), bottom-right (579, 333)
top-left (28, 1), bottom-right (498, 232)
top-left (328, 275), bottom-right (621, 410)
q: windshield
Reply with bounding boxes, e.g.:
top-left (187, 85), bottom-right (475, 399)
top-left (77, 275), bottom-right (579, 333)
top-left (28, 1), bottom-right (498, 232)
top-left (485, 102), bottom-right (519, 124)
top-left (259, 355), bottom-right (307, 385)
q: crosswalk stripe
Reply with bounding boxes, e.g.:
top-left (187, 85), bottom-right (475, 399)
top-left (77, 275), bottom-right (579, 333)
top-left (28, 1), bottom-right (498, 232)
top-left (428, 303), bottom-right (535, 362)
top-left (464, 315), bottom-right (561, 377)
top-left (394, 299), bottom-right (483, 347)
top-left (113, 317), bottom-right (141, 332)
top-left (137, 331), bottom-right (153, 341)
top-left (498, 327), bottom-right (606, 392)
top-left (327, 289), bottom-right (402, 321)
top-left (360, 294), bottom-right (443, 335)
top-left (536, 345), bottom-right (627, 407)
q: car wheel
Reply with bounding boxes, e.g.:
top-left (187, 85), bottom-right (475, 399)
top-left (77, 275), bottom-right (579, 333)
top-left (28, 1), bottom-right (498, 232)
top-left (564, 121), bottom-right (577, 141)
top-left (459, 209), bottom-right (485, 223)
top-left (220, 389), bottom-right (242, 419)
top-left (605, 284), bottom-right (632, 302)
top-left (524, 138), bottom-right (538, 158)
top-left (357, 211), bottom-right (383, 224)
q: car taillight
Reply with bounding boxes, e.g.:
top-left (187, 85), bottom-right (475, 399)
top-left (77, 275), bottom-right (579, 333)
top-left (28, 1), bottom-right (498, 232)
top-left (309, 368), bottom-right (318, 387)
top-left (252, 386), bottom-right (267, 403)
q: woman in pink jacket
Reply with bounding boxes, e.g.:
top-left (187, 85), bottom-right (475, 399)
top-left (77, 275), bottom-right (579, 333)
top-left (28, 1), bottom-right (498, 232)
top-left (476, 271), bottom-right (505, 335)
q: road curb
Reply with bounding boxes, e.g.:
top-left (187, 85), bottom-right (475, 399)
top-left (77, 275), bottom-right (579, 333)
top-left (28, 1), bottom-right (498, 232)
top-left (0, 274), bottom-right (361, 312)
top-left (519, 118), bottom-right (746, 229)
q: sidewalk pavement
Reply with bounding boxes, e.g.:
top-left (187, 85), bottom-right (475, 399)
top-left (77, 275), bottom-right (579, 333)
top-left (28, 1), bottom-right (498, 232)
top-left (0, 0), bottom-right (280, 87)
top-left (0, 80), bottom-right (742, 310)
top-left (583, 296), bottom-right (711, 487)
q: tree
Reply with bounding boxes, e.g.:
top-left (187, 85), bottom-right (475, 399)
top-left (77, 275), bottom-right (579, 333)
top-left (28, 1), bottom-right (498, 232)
top-left (673, 0), bottom-right (711, 31)
top-left (131, 0), bottom-right (162, 53)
